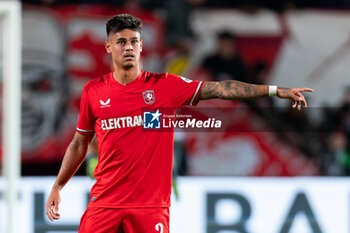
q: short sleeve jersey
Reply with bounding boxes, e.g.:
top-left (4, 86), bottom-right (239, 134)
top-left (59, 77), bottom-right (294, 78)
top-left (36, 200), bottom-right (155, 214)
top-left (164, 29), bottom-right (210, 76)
top-left (77, 70), bottom-right (203, 208)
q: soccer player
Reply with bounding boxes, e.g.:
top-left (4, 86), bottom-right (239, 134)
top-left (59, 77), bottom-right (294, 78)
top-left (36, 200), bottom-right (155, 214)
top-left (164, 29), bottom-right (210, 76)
top-left (46, 14), bottom-right (313, 232)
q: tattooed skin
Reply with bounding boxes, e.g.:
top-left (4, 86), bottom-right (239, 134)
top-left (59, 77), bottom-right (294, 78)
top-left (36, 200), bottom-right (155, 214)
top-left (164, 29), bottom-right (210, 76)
top-left (275, 87), bottom-right (289, 97)
top-left (69, 136), bottom-right (83, 152)
top-left (199, 80), bottom-right (269, 100)
top-left (199, 81), bottom-right (313, 110)
top-left (53, 132), bottom-right (93, 190)
top-left (69, 133), bottom-right (92, 151)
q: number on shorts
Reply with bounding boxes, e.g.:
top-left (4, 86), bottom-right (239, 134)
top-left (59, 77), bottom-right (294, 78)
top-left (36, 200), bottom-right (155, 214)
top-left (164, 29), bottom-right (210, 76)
top-left (155, 222), bottom-right (163, 233)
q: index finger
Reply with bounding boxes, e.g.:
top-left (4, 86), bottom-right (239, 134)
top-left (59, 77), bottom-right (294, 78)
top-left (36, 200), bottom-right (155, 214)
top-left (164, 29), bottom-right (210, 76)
top-left (297, 87), bottom-right (314, 92)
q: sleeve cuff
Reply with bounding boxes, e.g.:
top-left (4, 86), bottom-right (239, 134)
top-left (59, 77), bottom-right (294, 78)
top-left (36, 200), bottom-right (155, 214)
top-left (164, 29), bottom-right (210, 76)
top-left (76, 127), bottom-right (94, 134)
top-left (190, 81), bottom-right (204, 106)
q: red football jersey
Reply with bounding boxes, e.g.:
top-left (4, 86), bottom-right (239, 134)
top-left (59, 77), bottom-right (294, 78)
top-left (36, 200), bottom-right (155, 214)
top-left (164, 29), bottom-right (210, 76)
top-left (77, 70), bottom-right (203, 208)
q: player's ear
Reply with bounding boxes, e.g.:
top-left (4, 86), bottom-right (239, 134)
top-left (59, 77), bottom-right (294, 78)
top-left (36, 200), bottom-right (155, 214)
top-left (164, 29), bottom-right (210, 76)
top-left (140, 39), bottom-right (143, 52)
top-left (105, 40), bottom-right (112, 54)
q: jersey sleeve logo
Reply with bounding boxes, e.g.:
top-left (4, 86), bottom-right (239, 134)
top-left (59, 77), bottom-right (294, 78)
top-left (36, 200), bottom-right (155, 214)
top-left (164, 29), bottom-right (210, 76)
top-left (180, 76), bottom-right (193, 83)
top-left (142, 90), bottom-right (155, 105)
top-left (100, 99), bottom-right (111, 108)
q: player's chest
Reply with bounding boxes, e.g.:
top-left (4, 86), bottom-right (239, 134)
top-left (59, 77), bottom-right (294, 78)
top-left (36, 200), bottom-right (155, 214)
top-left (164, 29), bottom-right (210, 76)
top-left (90, 87), bottom-right (167, 119)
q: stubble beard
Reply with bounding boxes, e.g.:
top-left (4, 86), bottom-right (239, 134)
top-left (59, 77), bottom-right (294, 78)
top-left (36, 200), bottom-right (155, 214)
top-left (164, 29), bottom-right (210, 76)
top-left (122, 57), bottom-right (138, 70)
top-left (123, 63), bottom-right (134, 70)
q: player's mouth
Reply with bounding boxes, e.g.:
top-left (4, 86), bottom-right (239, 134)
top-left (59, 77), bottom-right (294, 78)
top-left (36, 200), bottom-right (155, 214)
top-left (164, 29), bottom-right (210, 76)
top-left (124, 53), bottom-right (135, 60)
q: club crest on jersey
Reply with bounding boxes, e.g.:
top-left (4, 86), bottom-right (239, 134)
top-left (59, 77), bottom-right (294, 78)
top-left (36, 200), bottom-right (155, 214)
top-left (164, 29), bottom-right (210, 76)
top-left (142, 90), bottom-right (155, 105)
top-left (100, 99), bottom-right (111, 108)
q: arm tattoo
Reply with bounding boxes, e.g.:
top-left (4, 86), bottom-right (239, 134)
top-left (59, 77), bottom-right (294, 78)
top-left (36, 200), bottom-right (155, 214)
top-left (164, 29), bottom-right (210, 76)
top-left (68, 133), bottom-right (91, 152)
top-left (275, 87), bottom-right (288, 96)
top-left (69, 137), bottom-right (81, 151)
top-left (199, 80), bottom-right (268, 100)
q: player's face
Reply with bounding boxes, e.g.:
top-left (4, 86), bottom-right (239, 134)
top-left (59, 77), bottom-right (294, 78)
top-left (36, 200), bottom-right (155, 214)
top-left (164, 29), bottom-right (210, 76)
top-left (105, 29), bottom-right (143, 69)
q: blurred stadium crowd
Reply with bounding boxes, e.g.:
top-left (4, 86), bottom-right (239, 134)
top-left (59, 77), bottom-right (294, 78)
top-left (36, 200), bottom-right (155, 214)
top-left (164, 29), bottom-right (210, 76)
top-left (4, 0), bottom-right (349, 177)
top-left (21, 0), bottom-right (350, 11)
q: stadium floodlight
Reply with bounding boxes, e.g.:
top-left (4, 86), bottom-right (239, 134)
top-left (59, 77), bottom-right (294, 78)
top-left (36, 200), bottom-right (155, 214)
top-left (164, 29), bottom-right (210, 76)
top-left (0, 1), bottom-right (21, 233)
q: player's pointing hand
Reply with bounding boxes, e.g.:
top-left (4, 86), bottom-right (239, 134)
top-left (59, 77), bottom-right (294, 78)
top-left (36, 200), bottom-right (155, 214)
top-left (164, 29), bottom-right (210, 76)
top-left (276, 87), bottom-right (314, 110)
top-left (46, 188), bottom-right (61, 221)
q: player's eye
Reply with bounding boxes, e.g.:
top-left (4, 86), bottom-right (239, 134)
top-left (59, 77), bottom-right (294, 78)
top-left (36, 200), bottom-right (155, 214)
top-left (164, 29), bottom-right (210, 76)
top-left (117, 41), bottom-right (126, 46)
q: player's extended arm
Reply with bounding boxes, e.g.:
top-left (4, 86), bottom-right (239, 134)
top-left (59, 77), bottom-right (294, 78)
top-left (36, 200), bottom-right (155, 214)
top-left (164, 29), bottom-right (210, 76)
top-left (199, 80), bottom-right (313, 110)
top-left (45, 132), bottom-right (94, 221)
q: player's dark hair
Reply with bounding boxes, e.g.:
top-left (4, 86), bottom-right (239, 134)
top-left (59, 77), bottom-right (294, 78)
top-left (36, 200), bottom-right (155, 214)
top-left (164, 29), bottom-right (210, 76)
top-left (106, 14), bottom-right (142, 36)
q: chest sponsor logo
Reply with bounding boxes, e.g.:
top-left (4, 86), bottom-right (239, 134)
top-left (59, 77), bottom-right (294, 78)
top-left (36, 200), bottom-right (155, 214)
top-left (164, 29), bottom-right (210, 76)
top-left (100, 99), bottom-right (111, 108)
top-left (142, 90), bottom-right (155, 105)
top-left (101, 115), bottom-right (143, 130)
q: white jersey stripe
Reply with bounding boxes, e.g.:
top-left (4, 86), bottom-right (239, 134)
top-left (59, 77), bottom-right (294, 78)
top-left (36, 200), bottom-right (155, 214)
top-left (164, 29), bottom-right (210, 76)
top-left (190, 81), bottom-right (203, 106)
top-left (76, 127), bottom-right (94, 133)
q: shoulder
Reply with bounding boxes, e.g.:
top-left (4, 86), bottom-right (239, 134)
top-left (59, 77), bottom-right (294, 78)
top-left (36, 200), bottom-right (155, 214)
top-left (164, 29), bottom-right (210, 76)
top-left (83, 73), bottom-right (111, 92)
top-left (142, 70), bottom-right (189, 85)
top-left (143, 70), bottom-right (167, 79)
top-left (142, 70), bottom-right (170, 84)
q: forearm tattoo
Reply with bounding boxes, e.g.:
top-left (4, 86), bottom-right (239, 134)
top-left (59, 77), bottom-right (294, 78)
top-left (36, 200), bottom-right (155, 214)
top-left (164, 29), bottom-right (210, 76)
top-left (199, 80), bottom-right (268, 100)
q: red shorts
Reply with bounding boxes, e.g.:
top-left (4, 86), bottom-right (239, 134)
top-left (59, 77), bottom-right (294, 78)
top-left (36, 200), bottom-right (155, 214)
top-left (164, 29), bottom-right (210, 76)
top-left (78, 207), bottom-right (169, 233)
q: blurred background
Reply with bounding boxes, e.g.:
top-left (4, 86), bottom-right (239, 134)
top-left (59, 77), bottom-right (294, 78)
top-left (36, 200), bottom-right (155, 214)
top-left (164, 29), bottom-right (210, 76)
top-left (1, 0), bottom-right (350, 232)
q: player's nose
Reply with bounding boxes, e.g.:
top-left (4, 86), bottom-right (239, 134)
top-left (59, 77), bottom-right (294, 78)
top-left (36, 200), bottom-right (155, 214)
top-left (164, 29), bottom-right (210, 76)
top-left (125, 41), bottom-right (133, 50)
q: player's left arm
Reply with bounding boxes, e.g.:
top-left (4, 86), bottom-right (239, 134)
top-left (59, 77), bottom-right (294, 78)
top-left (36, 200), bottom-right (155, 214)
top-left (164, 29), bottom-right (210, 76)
top-left (198, 80), bottom-right (313, 110)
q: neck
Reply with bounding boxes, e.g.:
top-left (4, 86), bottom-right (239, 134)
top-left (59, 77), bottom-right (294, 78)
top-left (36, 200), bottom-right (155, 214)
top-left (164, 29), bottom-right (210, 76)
top-left (113, 66), bottom-right (141, 85)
